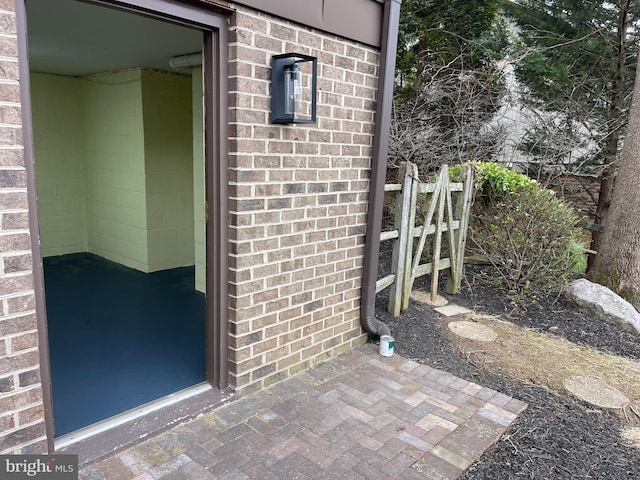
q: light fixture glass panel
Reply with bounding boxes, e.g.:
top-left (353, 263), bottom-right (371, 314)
top-left (271, 53), bottom-right (317, 124)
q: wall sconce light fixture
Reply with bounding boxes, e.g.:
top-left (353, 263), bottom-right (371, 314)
top-left (271, 53), bottom-right (317, 124)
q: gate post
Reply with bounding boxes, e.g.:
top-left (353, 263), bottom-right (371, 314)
top-left (388, 161), bottom-right (418, 316)
top-left (446, 164), bottom-right (475, 294)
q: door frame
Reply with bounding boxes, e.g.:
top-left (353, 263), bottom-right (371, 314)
top-left (16, 0), bottom-right (230, 451)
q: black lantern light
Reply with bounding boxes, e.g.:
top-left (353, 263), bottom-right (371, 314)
top-left (271, 53), bottom-right (317, 125)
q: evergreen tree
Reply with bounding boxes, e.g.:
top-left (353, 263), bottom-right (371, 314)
top-left (397, 0), bottom-right (506, 96)
top-left (501, 0), bottom-right (640, 262)
top-left (392, 0), bottom-right (508, 175)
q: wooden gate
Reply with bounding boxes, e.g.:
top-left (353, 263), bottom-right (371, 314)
top-left (376, 162), bottom-right (474, 316)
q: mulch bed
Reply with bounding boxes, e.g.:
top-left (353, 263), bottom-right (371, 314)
top-left (374, 266), bottom-right (640, 479)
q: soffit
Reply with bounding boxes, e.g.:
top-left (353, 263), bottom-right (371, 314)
top-left (231, 0), bottom-right (384, 48)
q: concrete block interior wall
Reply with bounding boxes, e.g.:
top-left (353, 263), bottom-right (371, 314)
top-left (31, 69), bottom-right (202, 277)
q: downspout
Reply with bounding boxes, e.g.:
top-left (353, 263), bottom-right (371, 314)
top-left (360, 0), bottom-right (401, 337)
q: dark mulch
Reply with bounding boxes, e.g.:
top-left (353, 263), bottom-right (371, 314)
top-left (374, 266), bottom-right (640, 479)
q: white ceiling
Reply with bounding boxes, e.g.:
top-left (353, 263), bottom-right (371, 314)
top-left (26, 0), bottom-right (203, 76)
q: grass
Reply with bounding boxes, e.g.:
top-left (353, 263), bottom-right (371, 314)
top-left (443, 313), bottom-right (640, 421)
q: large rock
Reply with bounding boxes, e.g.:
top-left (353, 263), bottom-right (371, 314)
top-left (561, 278), bottom-right (640, 334)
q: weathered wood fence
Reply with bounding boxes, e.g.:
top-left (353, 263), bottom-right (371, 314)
top-left (377, 162), bottom-right (474, 316)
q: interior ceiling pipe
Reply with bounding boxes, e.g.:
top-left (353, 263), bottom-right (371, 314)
top-left (169, 52), bottom-right (202, 69)
top-left (360, 0), bottom-right (402, 337)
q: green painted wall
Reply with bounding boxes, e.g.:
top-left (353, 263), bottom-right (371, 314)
top-left (192, 67), bottom-right (206, 293)
top-left (143, 72), bottom-right (195, 271)
top-left (31, 73), bottom-right (87, 256)
top-left (81, 70), bottom-right (149, 271)
top-left (32, 69), bottom-right (196, 274)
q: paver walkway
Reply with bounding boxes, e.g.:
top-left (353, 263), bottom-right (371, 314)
top-left (79, 344), bottom-right (526, 479)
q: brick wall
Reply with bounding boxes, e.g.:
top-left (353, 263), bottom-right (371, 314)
top-left (0, 0), bottom-right (382, 450)
top-left (227, 7), bottom-right (379, 390)
top-left (0, 1), bottom-right (47, 454)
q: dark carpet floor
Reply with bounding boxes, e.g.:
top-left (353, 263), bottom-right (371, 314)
top-left (43, 253), bottom-right (206, 437)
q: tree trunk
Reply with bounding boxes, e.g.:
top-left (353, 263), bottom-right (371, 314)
top-left (589, 56), bottom-right (640, 311)
top-left (588, 167), bottom-right (613, 271)
top-left (588, 0), bottom-right (630, 272)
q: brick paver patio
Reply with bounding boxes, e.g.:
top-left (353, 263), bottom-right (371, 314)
top-left (79, 344), bottom-right (527, 479)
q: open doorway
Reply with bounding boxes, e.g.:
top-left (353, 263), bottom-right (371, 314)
top-left (25, 0), bottom-right (211, 437)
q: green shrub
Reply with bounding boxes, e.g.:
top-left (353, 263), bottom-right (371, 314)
top-left (460, 162), bottom-right (584, 303)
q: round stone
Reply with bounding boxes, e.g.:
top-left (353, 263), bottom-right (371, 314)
top-left (564, 376), bottom-right (629, 409)
top-left (621, 426), bottom-right (640, 449)
top-left (447, 321), bottom-right (497, 342)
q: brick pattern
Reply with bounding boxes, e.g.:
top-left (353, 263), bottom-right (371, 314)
top-left (0, 2), bottom-right (46, 454)
top-left (80, 345), bottom-right (527, 479)
top-left (0, 0), bottom-right (381, 450)
top-left (226, 7), bottom-right (379, 391)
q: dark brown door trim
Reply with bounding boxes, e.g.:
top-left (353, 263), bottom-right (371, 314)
top-left (203, 28), bottom-right (230, 389)
top-left (15, 0), bottom-right (56, 454)
top-left (16, 0), bottom-right (230, 449)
